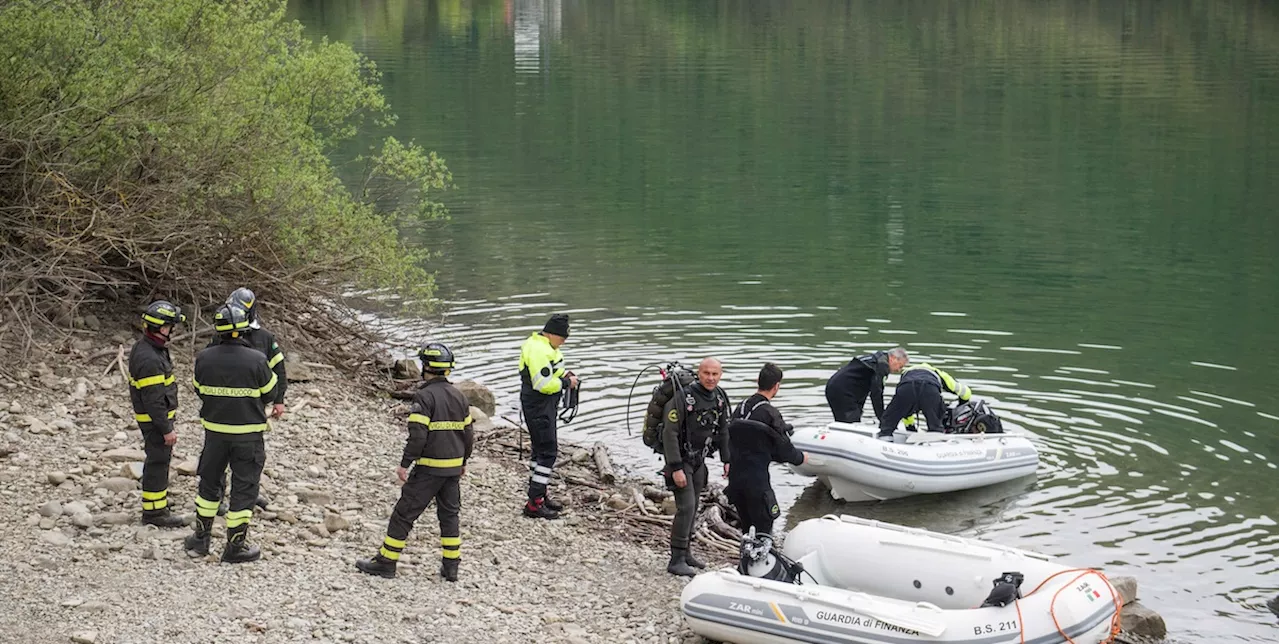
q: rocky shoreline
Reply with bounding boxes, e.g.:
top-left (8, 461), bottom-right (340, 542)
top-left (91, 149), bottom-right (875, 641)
top-left (0, 339), bottom-right (706, 644)
top-left (0, 331), bottom-right (1173, 644)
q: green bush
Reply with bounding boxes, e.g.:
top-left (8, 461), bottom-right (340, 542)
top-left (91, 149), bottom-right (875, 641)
top-left (0, 0), bottom-right (449, 340)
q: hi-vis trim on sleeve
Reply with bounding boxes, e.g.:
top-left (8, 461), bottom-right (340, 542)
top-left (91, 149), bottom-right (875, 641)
top-left (260, 373), bottom-right (278, 395)
top-left (408, 413), bottom-right (432, 426)
top-left (267, 352), bottom-right (285, 368)
top-left (131, 374), bottom-right (175, 389)
top-left (428, 420), bottom-right (469, 431)
top-left (135, 410), bottom-right (177, 422)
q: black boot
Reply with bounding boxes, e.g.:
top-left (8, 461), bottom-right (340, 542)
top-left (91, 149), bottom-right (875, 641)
top-left (667, 548), bottom-right (697, 577)
top-left (440, 557), bottom-right (460, 582)
top-left (184, 516), bottom-right (213, 556)
top-left (254, 495), bottom-right (269, 511)
top-left (543, 495), bottom-right (564, 512)
top-left (221, 524), bottom-right (261, 564)
top-left (142, 508), bottom-right (186, 528)
top-left (216, 502), bottom-right (228, 517)
top-left (522, 498), bottom-right (560, 520)
top-left (356, 554), bottom-right (397, 579)
top-left (684, 549), bottom-right (707, 569)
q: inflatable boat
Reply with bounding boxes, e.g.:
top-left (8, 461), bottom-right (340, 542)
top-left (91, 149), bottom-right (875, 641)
top-left (680, 515), bottom-right (1121, 644)
top-left (789, 421), bottom-right (1039, 502)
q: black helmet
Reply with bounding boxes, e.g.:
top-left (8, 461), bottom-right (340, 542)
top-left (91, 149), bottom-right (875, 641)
top-left (418, 343), bottom-right (455, 374)
top-left (141, 301), bottom-right (185, 330)
top-left (227, 287), bottom-right (258, 327)
top-left (212, 303), bottom-right (251, 337)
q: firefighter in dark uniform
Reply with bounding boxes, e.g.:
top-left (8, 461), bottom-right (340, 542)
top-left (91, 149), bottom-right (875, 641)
top-left (356, 343), bottom-right (475, 581)
top-left (824, 347), bottom-right (909, 423)
top-left (128, 301), bottom-right (187, 528)
top-left (518, 314), bottom-right (578, 519)
top-left (184, 303), bottom-right (278, 563)
top-left (726, 363), bottom-right (807, 539)
top-left (209, 287), bottom-right (284, 514)
top-left (662, 357), bottom-right (730, 577)
top-left (877, 362), bottom-right (972, 441)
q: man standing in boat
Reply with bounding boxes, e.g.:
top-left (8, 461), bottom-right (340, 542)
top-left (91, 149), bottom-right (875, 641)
top-left (726, 363), bottom-right (807, 539)
top-left (824, 347), bottom-right (909, 423)
top-left (662, 357), bottom-right (731, 577)
top-left (876, 362), bottom-right (972, 441)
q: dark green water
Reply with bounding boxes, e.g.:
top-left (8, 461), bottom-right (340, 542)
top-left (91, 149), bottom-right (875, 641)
top-left (293, 1), bottom-right (1278, 639)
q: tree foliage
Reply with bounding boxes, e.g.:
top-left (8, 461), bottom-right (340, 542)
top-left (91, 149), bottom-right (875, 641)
top-left (0, 0), bottom-right (450, 355)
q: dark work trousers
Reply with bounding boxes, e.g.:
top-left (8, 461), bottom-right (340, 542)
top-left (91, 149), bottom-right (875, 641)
top-left (380, 468), bottom-right (462, 562)
top-left (878, 381), bottom-right (945, 438)
top-left (139, 426), bottom-right (173, 511)
top-left (523, 396), bottom-right (559, 501)
top-left (195, 433), bottom-right (266, 525)
top-left (825, 365), bottom-right (874, 423)
top-left (726, 484), bottom-right (780, 538)
top-left (665, 462), bottom-right (709, 550)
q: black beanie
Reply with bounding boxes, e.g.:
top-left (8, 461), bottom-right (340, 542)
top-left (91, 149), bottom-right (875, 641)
top-left (542, 313), bottom-right (570, 338)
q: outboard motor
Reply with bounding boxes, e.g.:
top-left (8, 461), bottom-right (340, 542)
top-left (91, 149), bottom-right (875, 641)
top-left (950, 399), bottom-right (1004, 434)
top-left (980, 571), bottom-right (1025, 607)
top-left (738, 530), bottom-right (802, 583)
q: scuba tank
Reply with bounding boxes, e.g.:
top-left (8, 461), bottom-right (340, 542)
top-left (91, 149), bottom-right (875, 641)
top-left (738, 529), bottom-right (803, 584)
top-left (627, 361), bottom-right (696, 453)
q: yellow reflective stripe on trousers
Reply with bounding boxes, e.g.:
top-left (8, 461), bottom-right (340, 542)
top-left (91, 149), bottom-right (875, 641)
top-left (131, 374), bottom-right (174, 389)
top-left (267, 352), bottom-right (284, 368)
top-left (201, 419), bottom-right (269, 434)
top-left (224, 509), bottom-right (252, 528)
top-left (416, 457), bottom-right (464, 468)
top-left (428, 419), bottom-right (470, 430)
top-left (260, 373), bottom-right (278, 395)
top-left (142, 490), bottom-right (167, 501)
top-left (135, 410), bottom-right (177, 422)
top-left (408, 413), bottom-right (432, 426)
top-left (441, 549), bottom-right (461, 559)
top-left (142, 498), bottom-right (168, 510)
top-left (379, 547), bottom-right (401, 561)
top-left (440, 537), bottom-right (461, 547)
top-left (195, 495), bottom-right (220, 517)
top-left (383, 536), bottom-right (406, 549)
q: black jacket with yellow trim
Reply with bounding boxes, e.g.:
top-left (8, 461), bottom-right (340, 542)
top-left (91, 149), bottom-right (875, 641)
top-left (400, 377), bottom-right (475, 476)
top-left (193, 338), bottom-right (278, 439)
top-left (208, 327), bottom-right (287, 405)
top-left (128, 334), bottom-right (178, 435)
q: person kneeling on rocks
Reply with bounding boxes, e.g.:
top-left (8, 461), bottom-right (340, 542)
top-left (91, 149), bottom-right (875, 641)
top-left (357, 343), bottom-right (474, 581)
top-left (726, 363), bottom-right (806, 539)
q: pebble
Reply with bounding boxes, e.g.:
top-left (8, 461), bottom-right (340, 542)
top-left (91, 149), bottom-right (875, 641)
top-left (323, 513), bottom-right (350, 533)
top-left (96, 477), bottom-right (137, 492)
top-left (70, 631), bottom-right (97, 644)
top-left (121, 462), bottom-right (144, 480)
top-left (40, 529), bottom-right (72, 547)
top-left (174, 460), bottom-right (198, 476)
top-left (70, 512), bottom-right (94, 528)
top-left (97, 512), bottom-right (134, 526)
top-left (103, 447), bottom-right (147, 462)
top-left (47, 471), bottom-right (68, 485)
top-left (38, 500), bottom-right (64, 518)
top-left (10, 401), bottom-right (22, 414)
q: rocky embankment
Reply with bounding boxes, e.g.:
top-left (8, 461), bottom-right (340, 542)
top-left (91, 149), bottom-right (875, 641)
top-left (0, 342), bottom-right (704, 644)
top-left (0, 335), bottom-right (1176, 644)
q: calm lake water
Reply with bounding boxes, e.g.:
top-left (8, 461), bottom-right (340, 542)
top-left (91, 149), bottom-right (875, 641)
top-left (293, 1), bottom-right (1278, 640)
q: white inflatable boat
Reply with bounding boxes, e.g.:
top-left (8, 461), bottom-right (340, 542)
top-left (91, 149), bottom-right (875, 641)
top-left (681, 515), bottom-right (1121, 644)
top-left (789, 422), bottom-right (1039, 502)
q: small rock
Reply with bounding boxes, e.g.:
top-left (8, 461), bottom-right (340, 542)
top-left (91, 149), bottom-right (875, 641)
top-left (63, 501), bottom-right (89, 515)
top-left (81, 463), bottom-right (95, 475)
top-left (444, 605), bottom-right (460, 617)
top-left (570, 449), bottom-right (591, 464)
top-left (606, 494), bottom-right (630, 510)
top-left (296, 489), bottom-right (333, 505)
top-left (82, 314), bottom-right (101, 331)
top-left (97, 512), bottom-right (134, 525)
top-left (1111, 576), bottom-right (1138, 606)
top-left (275, 511), bottom-right (298, 524)
top-left (309, 523), bottom-right (329, 538)
top-left (306, 465), bottom-right (322, 478)
top-left (323, 513), bottom-right (349, 533)
top-left (39, 517), bottom-right (57, 530)
top-left (1120, 602), bottom-right (1167, 640)
top-left (392, 359), bottom-right (419, 380)
top-left (26, 417), bottom-right (53, 435)
top-left (70, 512), bottom-right (93, 529)
top-left (33, 554), bottom-right (58, 570)
top-left (96, 477), bottom-right (137, 492)
top-left (68, 382), bottom-right (88, 401)
top-left (47, 471), bottom-right (68, 485)
top-left (121, 462), bottom-right (144, 479)
top-left (78, 601), bottom-right (110, 613)
top-left (10, 402), bottom-right (22, 414)
top-left (111, 432), bottom-right (128, 443)
top-left (40, 529), bottom-right (72, 547)
top-left (286, 617), bottom-right (310, 630)
top-left (53, 419), bottom-right (77, 431)
top-left (38, 500), bottom-right (64, 518)
top-left (456, 380), bottom-right (496, 415)
top-left (61, 598), bottom-right (84, 608)
top-left (70, 631), bottom-right (98, 644)
top-left (98, 375), bottom-right (120, 391)
top-left (174, 460), bottom-right (198, 476)
top-left (102, 447), bottom-right (147, 462)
